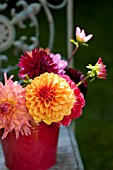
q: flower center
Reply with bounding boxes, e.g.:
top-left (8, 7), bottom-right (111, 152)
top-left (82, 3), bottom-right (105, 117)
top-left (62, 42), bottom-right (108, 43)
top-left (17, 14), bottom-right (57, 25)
top-left (0, 102), bottom-right (13, 114)
top-left (39, 86), bottom-right (54, 101)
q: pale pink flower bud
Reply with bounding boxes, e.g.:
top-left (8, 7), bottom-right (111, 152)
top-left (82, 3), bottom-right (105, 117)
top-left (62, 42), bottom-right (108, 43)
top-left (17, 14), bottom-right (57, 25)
top-left (76, 27), bottom-right (93, 43)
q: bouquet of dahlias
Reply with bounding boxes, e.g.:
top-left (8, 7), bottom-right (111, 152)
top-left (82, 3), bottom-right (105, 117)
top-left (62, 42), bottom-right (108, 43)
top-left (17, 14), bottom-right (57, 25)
top-left (0, 27), bottom-right (107, 140)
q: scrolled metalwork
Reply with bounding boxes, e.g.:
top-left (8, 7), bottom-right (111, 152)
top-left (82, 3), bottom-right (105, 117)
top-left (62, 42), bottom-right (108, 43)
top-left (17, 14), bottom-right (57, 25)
top-left (0, 15), bottom-right (15, 52)
top-left (0, 0), bottom-right (42, 79)
top-left (47, 0), bottom-right (67, 9)
top-left (0, 0), bottom-right (73, 81)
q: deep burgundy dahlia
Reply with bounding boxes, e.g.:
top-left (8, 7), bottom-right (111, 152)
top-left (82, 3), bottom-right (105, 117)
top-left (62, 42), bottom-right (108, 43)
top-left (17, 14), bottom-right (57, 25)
top-left (18, 48), bottom-right (58, 79)
top-left (65, 67), bottom-right (88, 96)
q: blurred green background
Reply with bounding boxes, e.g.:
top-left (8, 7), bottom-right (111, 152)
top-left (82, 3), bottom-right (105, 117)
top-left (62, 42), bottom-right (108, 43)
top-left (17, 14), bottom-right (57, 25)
top-left (74, 0), bottom-right (113, 170)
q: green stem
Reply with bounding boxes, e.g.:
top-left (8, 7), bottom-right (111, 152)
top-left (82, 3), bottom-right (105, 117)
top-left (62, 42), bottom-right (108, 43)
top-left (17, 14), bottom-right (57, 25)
top-left (68, 45), bottom-right (79, 64)
top-left (76, 74), bottom-right (90, 87)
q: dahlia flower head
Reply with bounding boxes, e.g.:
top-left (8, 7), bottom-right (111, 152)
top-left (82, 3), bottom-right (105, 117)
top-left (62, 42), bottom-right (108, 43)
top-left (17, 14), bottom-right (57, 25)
top-left (76, 27), bottom-right (93, 43)
top-left (0, 73), bottom-right (32, 139)
top-left (18, 48), bottom-right (67, 79)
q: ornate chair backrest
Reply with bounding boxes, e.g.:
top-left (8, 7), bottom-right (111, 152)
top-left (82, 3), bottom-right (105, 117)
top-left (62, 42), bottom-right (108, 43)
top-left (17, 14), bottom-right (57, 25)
top-left (0, 0), bottom-right (74, 81)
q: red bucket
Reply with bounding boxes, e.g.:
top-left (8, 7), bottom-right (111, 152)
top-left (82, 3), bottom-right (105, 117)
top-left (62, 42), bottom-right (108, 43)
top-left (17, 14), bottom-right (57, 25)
top-left (1, 122), bottom-right (60, 170)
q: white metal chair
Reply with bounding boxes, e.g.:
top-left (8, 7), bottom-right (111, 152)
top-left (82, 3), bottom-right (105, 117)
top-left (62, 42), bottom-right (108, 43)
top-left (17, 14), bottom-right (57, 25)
top-left (0, 0), bottom-right (73, 81)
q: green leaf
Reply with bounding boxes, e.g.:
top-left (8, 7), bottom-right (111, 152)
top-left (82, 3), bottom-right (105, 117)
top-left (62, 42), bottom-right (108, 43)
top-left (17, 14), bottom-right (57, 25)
top-left (70, 39), bottom-right (78, 46)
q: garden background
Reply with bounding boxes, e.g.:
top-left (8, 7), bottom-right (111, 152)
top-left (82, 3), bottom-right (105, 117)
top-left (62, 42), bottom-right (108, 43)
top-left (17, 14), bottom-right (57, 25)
top-left (74, 0), bottom-right (113, 170)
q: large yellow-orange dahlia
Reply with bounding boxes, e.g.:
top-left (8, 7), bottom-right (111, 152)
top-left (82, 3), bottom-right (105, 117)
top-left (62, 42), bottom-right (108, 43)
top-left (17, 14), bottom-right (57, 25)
top-left (25, 72), bottom-right (75, 125)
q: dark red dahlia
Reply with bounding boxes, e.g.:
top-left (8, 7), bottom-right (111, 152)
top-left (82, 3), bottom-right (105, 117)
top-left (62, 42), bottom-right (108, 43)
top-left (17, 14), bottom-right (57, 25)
top-left (0, 129), bottom-right (3, 138)
top-left (18, 48), bottom-right (58, 79)
top-left (65, 67), bottom-right (88, 96)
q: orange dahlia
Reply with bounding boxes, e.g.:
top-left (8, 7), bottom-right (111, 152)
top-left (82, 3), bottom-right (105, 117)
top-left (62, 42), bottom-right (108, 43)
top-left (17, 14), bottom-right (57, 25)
top-left (0, 73), bottom-right (32, 139)
top-left (25, 72), bottom-right (75, 125)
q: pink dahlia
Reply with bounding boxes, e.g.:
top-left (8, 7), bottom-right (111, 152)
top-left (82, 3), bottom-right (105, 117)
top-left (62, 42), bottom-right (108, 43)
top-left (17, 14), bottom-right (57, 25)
top-left (59, 75), bottom-right (85, 126)
top-left (95, 57), bottom-right (107, 79)
top-left (18, 48), bottom-right (66, 79)
top-left (76, 27), bottom-right (93, 43)
top-left (50, 53), bottom-right (67, 75)
top-left (0, 73), bottom-right (32, 139)
top-left (86, 57), bottom-right (107, 80)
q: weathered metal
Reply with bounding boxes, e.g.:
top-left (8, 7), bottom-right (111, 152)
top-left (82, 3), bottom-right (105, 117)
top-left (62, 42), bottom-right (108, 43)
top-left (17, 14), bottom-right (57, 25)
top-left (0, 0), bottom-right (73, 80)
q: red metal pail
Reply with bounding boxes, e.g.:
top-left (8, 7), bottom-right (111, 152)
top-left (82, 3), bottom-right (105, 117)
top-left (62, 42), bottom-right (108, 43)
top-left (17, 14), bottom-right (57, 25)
top-left (1, 122), bottom-right (60, 170)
